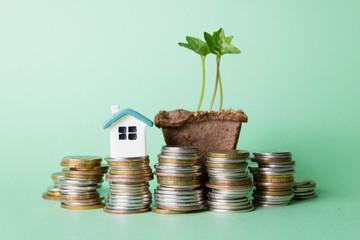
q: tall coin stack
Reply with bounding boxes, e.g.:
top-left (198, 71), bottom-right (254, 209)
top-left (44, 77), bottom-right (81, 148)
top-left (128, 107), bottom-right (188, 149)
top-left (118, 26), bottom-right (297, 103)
top-left (293, 176), bottom-right (317, 200)
top-left (153, 146), bottom-right (205, 213)
top-left (59, 156), bottom-right (108, 210)
top-left (104, 156), bottom-right (153, 214)
top-left (42, 172), bottom-right (64, 200)
top-left (250, 151), bottom-right (295, 207)
top-left (205, 150), bottom-right (254, 213)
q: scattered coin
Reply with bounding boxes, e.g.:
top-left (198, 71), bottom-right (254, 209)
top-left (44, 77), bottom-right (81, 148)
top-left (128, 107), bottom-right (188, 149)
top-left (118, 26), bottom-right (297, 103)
top-left (42, 172), bottom-right (64, 201)
top-left (293, 177), bottom-right (317, 200)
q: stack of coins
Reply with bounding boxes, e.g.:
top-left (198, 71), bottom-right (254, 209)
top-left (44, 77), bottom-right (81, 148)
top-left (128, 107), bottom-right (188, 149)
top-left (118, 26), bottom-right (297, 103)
top-left (153, 146), bottom-right (205, 213)
top-left (250, 151), bottom-right (295, 207)
top-left (42, 172), bottom-right (64, 200)
top-left (59, 156), bottom-right (108, 210)
top-left (104, 156), bottom-right (153, 214)
top-left (293, 176), bottom-right (317, 200)
top-left (205, 150), bottom-right (254, 213)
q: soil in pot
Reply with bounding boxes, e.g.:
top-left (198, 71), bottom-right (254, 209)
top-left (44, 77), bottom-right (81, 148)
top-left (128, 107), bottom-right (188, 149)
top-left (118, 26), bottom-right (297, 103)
top-left (154, 109), bottom-right (248, 152)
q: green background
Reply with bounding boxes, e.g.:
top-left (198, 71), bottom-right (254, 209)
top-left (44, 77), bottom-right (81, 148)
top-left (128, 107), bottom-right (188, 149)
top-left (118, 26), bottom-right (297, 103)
top-left (0, 0), bottom-right (359, 239)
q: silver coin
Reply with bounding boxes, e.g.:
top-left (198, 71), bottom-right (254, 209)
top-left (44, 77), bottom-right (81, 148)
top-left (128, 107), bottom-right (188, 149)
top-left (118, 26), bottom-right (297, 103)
top-left (158, 153), bottom-right (201, 160)
top-left (294, 191), bottom-right (316, 197)
top-left (162, 146), bottom-right (200, 154)
top-left (60, 185), bottom-right (100, 192)
top-left (252, 199), bottom-right (290, 205)
top-left (253, 194), bottom-right (294, 201)
top-left (208, 205), bottom-right (254, 213)
top-left (105, 204), bottom-right (150, 210)
top-left (253, 202), bottom-right (288, 207)
top-left (206, 157), bottom-right (249, 163)
top-left (258, 161), bottom-right (296, 168)
top-left (47, 186), bottom-right (60, 192)
top-left (294, 187), bottom-right (316, 193)
top-left (110, 165), bottom-right (151, 170)
top-left (253, 151), bottom-right (291, 156)
top-left (62, 199), bottom-right (103, 206)
top-left (250, 170), bottom-right (295, 175)
top-left (59, 178), bottom-right (103, 186)
top-left (293, 192), bottom-right (317, 200)
top-left (156, 200), bottom-right (204, 207)
top-left (105, 156), bottom-right (149, 162)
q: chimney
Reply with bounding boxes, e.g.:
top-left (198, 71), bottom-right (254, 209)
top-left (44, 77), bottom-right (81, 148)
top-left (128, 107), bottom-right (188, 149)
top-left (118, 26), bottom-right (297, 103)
top-left (111, 105), bottom-right (119, 114)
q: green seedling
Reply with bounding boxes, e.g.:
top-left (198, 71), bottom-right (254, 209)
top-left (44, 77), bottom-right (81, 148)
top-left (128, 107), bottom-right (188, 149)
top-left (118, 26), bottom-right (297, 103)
top-left (204, 28), bottom-right (241, 112)
top-left (179, 28), bottom-right (241, 112)
top-left (179, 37), bottom-right (210, 114)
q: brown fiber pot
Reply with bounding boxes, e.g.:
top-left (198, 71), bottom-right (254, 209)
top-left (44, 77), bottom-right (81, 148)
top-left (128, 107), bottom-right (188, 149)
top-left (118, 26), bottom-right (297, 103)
top-left (154, 109), bottom-right (248, 196)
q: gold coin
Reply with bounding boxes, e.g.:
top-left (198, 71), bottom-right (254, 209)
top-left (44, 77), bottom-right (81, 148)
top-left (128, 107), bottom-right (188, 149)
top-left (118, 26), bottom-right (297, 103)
top-left (157, 176), bottom-right (200, 181)
top-left (64, 168), bottom-right (108, 175)
top-left (206, 183), bottom-right (254, 189)
top-left (107, 160), bottom-right (150, 166)
top-left (110, 169), bottom-right (152, 175)
top-left (253, 174), bottom-right (294, 179)
top-left (47, 191), bottom-right (60, 197)
top-left (105, 173), bottom-right (154, 182)
top-left (61, 156), bottom-right (102, 168)
top-left (155, 172), bottom-right (202, 177)
top-left (156, 204), bottom-right (205, 211)
top-left (70, 165), bottom-right (109, 171)
top-left (206, 162), bottom-right (248, 169)
top-left (207, 150), bottom-right (249, 158)
top-left (158, 180), bottom-right (200, 186)
top-left (254, 177), bottom-right (294, 183)
top-left (63, 173), bottom-right (104, 179)
top-left (151, 207), bottom-right (185, 214)
top-left (254, 181), bottom-right (294, 189)
top-left (51, 172), bottom-right (64, 181)
top-left (61, 162), bottom-right (101, 168)
top-left (208, 178), bottom-right (252, 186)
top-left (158, 158), bottom-right (200, 164)
top-left (254, 189), bottom-right (294, 196)
top-left (42, 192), bottom-right (59, 200)
top-left (60, 203), bottom-right (105, 210)
top-left (60, 192), bottom-right (100, 200)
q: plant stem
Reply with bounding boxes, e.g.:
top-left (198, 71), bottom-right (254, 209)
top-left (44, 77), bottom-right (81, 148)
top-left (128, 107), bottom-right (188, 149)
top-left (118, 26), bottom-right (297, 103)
top-left (208, 55), bottom-right (221, 112)
top-left (218, 70), bottom-right (223, 111)
top-left (196, 56), bottom-right (206, 115)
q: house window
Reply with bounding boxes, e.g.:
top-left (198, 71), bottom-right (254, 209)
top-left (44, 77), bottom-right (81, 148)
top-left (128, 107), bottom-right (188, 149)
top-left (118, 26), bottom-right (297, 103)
top-left (118, 126), bottom-right (137, 141)
top-left (128, 126), bottom-right (137, 140)
top-left (119, 127), bottom-right (126, 133)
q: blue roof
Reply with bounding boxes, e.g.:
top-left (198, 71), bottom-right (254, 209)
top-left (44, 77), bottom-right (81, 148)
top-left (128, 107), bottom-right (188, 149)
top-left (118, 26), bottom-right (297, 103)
top-left (103, 108), bottom-right (153, 129)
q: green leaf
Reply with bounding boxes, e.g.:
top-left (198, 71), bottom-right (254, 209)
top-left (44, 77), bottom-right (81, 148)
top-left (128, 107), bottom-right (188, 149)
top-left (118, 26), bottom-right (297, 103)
top-left (204, 28), bottom-right (241, 55)
top-left (178, 36), bottom-right (209, 56)
top-left (204, 32), bottom-right (218, 55)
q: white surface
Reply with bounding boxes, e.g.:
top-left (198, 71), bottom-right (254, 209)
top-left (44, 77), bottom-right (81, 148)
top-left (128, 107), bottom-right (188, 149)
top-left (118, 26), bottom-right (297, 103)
top-left (109, 115), bottom-right (147, 158)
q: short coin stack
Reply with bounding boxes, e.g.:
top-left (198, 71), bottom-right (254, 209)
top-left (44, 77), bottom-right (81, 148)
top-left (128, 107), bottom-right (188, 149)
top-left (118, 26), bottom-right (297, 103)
top-left (42, 172), bottom-right (63, 200)
top-left (205, 150), bottom-right (254, 213)
top-left (250, 151), bottom-right (295, 207)
top-left (104, 156), bottom-right (153, 214)
top-left (293, 176), bottom-right (317, 200)
top-left (153, 146), bottom-right (205, 213)
top-left (59, 156), bottom-right (108, 210)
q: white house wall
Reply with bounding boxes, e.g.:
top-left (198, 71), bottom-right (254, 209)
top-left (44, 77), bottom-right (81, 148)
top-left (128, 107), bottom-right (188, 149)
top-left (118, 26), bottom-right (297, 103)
top-left (109, 115), bottom-right (147, 158)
